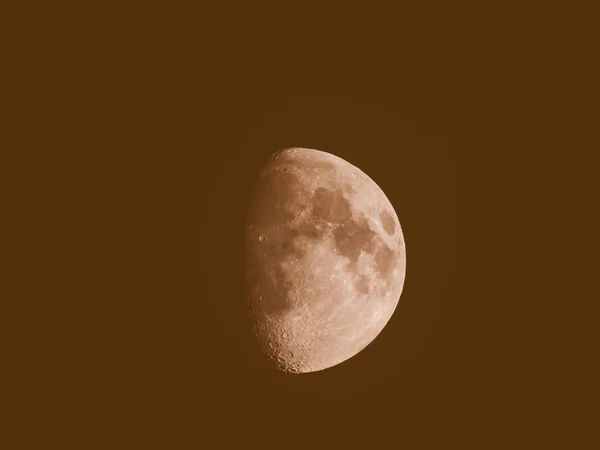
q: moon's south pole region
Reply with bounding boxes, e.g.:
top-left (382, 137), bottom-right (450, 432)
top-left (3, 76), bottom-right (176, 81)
top-left (244, 148), bottom-right (406, 373)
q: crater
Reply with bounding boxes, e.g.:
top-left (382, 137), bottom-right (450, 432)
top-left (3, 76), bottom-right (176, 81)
top-left (312, 187), bottom-right (351, 223)
top-left (379, 210), bottom-right (396, 235)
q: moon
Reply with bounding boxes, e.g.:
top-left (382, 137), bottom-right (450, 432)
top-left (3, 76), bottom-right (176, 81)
top-left (244, 148), bottom-right (406, 373)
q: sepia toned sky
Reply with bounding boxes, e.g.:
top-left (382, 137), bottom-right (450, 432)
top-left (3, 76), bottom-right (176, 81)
top-left (10, 3), bottom-right (596, 449)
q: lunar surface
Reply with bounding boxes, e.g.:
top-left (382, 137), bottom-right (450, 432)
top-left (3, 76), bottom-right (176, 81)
top-left (244, 148), bottom-right (406, 373)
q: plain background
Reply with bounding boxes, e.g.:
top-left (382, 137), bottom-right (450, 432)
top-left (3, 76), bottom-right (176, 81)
top-left (5, 3), bottom-right (597, 449)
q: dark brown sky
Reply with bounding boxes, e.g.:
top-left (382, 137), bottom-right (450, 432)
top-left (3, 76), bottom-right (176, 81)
top-left (8, 3), bottom-right (596, 449)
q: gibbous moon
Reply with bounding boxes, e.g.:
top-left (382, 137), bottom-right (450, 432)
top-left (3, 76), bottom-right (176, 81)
top-left (244, 148), bottom-right (406, 373)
